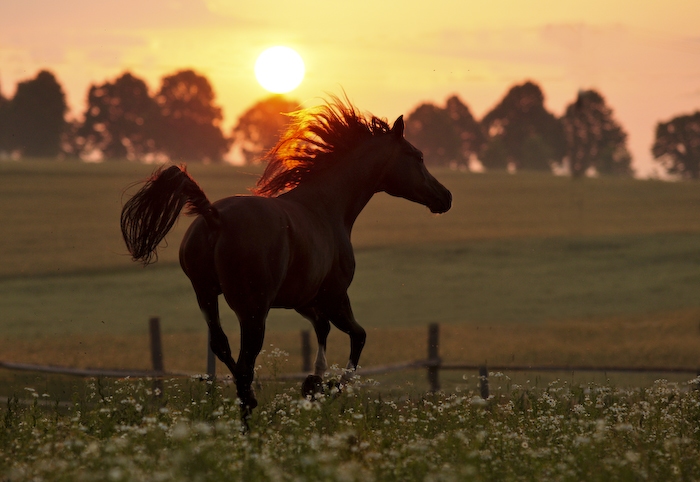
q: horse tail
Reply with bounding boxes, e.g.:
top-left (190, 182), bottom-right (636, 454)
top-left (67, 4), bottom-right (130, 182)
top-left (120, 164), bottom-right (220, 265)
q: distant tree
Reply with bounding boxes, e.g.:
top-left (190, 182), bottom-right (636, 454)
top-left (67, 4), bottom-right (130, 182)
top-left (652, 112), bottom-right (700, 180)
top-left (480, 81), bottom-right (565, 171)
top-left (405, 95), bottom-right (483, 167)
top-left (155, 69), bottom-right (229, 162)
top-left (561, 90), bottom-right (632, 178)
top-left (406, 102), bottom-right (461, 166)
top-left (445, 95), bottom-right (486, 166)
top-left (231, 95), bottom-right (299, 164)
top-left (77, 72), bottom-right (160, 161)
top-left (0, 89), bottom-right (9, 154)
top-left (520, 134), bottom-right (557, 172)
top-left (60, 119), bottom-right (83, 160)
top-left (480, 136), bottom-right (510, 170)
top-left (6, 70), bottom-right (67, 158)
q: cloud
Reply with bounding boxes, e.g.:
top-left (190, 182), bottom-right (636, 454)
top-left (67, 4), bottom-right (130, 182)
top-left (0, 0), bottom-right (225, 32)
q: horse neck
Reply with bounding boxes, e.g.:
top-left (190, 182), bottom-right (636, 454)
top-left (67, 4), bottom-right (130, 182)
top-left (284, 139), bottom-right (393, 231)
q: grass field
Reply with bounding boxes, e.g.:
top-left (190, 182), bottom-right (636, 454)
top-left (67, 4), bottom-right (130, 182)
top-left (1, 160), bottom-right (700, 377)
top-left (3, 375), bottom-right (700, 480)
top-left (3, 160), bottom-right (700, 480)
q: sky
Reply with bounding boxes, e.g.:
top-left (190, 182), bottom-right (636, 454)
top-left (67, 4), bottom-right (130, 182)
top-left (1, 0), bottom-right (700, 176)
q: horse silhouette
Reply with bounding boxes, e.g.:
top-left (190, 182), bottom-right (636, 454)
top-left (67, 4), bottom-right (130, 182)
top-left (121, 97), bottom-right (452, 423)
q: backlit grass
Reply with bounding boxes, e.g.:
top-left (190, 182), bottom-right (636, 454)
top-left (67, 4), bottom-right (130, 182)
top-left (1, 309), bottom-right (698, 383)
top-left (2, 161), bottom-right (700, 278)
top-left (2, 373), bottom-right (700, 481)
top-left (2, 161), bottom-right (700, 378)
top-left (2, 233), bottom-right (700, 337)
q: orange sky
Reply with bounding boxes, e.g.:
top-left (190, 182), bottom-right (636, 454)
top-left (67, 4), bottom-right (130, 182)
top-left (2, 0), bottom-right (699, 176)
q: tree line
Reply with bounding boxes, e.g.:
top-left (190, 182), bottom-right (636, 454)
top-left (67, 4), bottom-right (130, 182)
top-left (1, 70), bottom-right (699, 179)
top-left (407, 83), bottom-right (633, 178)
top-left (0, 69), bottom-right (228, 163)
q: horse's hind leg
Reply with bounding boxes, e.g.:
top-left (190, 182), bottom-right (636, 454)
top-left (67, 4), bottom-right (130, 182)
top-left (233, 312), bottom-right (267, 418)
top-left (195, 289), bottom-right (237, 376)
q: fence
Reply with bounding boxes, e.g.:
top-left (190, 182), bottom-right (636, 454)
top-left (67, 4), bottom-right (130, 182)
top-left (1, 318), bottom-right (698, 400)
top-left (298, 323), bottom-right (700, 398)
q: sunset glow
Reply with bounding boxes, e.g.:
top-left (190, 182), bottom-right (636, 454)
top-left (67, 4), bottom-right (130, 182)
top-left (254, 46), bottom-right (305, 94)
top-left (1, 0), bottom-right (699, 175)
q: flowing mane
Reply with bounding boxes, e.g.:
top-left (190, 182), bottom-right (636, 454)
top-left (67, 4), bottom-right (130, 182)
top-left (254, 96), bottom-right (391, 197)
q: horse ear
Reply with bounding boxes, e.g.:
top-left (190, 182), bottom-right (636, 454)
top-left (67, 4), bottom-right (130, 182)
top-left (392, 115), bottom-right (404, 138)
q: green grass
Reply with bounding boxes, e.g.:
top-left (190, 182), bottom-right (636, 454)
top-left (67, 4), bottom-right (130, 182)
top-left (2, 233), bottom-right (700, 337)
top-left (3, 160), bottom-right (700, 278)
top-left (2, 161), bottom-right (700, 373)
top-left (0, 160), bottom-right (261, 277)
top-left (3, 161), bottom-right (700, 480)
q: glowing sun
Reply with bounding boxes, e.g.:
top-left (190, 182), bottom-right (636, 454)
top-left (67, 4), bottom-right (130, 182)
top-left (255, 46), bottom-right (305, 94)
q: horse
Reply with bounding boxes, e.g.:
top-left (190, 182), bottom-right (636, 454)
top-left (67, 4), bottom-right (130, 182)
top-left (120, 97), bottom-right (452, 422)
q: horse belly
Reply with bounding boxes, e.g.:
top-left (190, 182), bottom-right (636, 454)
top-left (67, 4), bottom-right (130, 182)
top-left (214, 213), bottom-right (330, 311)
top-left (270, 254), bottom-right (331, 309)
top-left (204, 196), bottom-right (339, 312)
top-left (216, 247), bottom-right (327, 311)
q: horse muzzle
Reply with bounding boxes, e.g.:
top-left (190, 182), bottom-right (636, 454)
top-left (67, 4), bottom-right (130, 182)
top-left (427, 185), bottom-right (452, 214)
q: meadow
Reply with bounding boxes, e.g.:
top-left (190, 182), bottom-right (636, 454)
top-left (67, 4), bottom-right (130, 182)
top-left (1, 160), bottom-right (700, 376)
top-left (3, 373), bottom-right (700, 480)
top-left (3, 160), bottom-right (700, 480)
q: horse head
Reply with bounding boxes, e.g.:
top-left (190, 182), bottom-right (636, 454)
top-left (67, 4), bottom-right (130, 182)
top-left (378, 116), bottom-right (452, 214)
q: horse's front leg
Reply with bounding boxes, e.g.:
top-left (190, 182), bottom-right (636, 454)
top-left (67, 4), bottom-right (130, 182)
top-left (323, 293), bottom-right (366, 385)
top-left (296, 305), bottom-right (331, 397)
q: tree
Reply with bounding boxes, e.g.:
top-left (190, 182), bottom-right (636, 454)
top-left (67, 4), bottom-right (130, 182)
top-left (231, 95), bottom-right (299, 164)
top-left (445, 95), bottom-right (486, 166)
top-left (6, 70), bottom-right (67, 158)
top-left (480, 81), bottom-right (565, 171)
top-left (60, 119), bottom-right (83, 160)
top-left (480, 136), bottom-right (510, 170)
top-left (0, 88), bottom-right (9, 154)
top-left (652, 112), bottom-right (700, 180)
top-left (405, 95), bottom-right (484, 167)
top-left (561, 90), bottom-right (632, 178)
top-left (77, 72), bottom-right (160, 161)
top-left (155, 69), bottom-right (229, 162)
top-left (405, 103), bottom-right (461, 166)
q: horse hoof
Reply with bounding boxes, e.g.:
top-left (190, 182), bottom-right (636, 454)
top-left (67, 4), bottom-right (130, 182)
top-left (302, 375), bottom-right (323, 398)
top-left (239, 395), bottom-right (258, 417)
top-left (245, 397), bottom-right (258, 410)
top-left (239, 397), bottom-right (258, 431)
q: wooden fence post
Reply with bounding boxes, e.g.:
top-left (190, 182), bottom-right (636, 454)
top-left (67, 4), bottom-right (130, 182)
top-left (149, 317), bottom-right (164, 373)
top-left (427, 323), bottom-right (441, 392)
top-left (301, 330), bottom-right (312, 373)
top-left (149, 317), bottom-right (164, 396)
top-left (479, 365), bottom-right (489, 400)
top-left (206, 329), bottom-right (216, 379)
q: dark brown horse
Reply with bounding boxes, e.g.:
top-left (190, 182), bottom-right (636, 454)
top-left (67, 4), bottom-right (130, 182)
top-left (121, 97), bottom-right (451, 421)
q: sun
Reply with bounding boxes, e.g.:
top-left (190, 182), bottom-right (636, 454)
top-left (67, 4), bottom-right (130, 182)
top-left (255, 46), bottom-right (305, 94)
